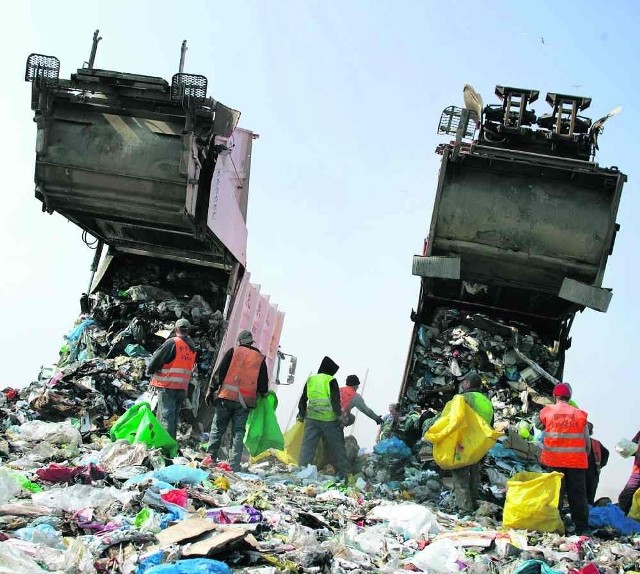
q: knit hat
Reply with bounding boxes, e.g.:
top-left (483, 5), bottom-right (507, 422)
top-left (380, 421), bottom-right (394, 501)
top-left (553, 383), bottom-right (572, 398)
top-left (237, 330), bottom-right (254, 345)
top-left (346, 375), bottom-right (360, 387)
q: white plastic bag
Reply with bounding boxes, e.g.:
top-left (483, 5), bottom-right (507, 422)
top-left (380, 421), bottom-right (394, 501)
top-left (17, 420), bottom-right (82, 445)
top-left (406, 538), bottom-right (462, 573)
top-left (616, 438), bottom-right (638, 458)
top-left (99, 440), bottom-right (148, 471)
top-left (32, 484), bottom-right (136, 512)
top-left (368, 502), bottom-right (441, 538)
top-left (0, 468), bottom-right (21, 504)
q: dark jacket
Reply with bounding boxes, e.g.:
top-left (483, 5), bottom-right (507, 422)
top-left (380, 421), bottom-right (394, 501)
top-left (213, 344), bottom-right (269, 396)
top-left (298, 356), bottom-right (341, 419)
top-left (146, 334), bottom-right (197, 376)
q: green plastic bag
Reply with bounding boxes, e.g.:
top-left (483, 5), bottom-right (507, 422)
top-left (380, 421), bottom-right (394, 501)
top-left (503, 471), bottom-right (565, 534)
top-left (11, 472), bottom-right (42, 493)
top-left (110, 402), bottom-right (178, 457)
top-left (244, 392), bottom-right (285, 456)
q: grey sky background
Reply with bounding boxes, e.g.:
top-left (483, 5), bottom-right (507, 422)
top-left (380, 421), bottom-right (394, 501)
top-left (1, 1), bottom-right (638, 498)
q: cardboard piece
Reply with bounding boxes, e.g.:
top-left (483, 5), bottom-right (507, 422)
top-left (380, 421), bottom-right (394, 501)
top-left (155, 518), bottom-right (217, 546)
top-left (182, 529), bottom-right (247, 557)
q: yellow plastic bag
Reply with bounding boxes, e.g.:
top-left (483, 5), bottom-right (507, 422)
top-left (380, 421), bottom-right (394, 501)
top-left (282, 420), bottom-right (324, 466)
top-left (425, 395), bottom-right (502, 470)
top-left (503, 471), bottom-right (565, 534)
top-left (284, 421), bottom-right (305, 463)
top-left (629, 488), bottom-right (640, 520)
top-left (250, 448), bottom-right (297, 466)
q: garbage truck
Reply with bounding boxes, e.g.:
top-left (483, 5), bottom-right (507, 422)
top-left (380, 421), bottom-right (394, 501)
top-left (400, 86), bottom-right (627, 436)
top-left (24, 34), bottom-right (295, 427)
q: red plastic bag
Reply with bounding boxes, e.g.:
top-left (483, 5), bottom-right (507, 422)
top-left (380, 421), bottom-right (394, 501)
top-left (161, 488), bottom-right (188, 508)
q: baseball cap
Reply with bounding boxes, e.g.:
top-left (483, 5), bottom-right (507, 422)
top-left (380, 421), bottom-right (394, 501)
top-left (175, 318), bottom-right (191, 331)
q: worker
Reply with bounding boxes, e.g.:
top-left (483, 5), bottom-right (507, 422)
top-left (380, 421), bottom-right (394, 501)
top-left (450, 372), bottom-right (494, 516)
top-left (617, 429), bottom-right (640, 514)
top-left (147, 318), bottom-right (197, 440)
top-left (297, 356), bottom-right (349, 479)
top-left (586, 422), bottom-right (609, 505)
top-left (205, 330), bottom-right (268, 471)
top-left (537, 383), bottom-right (591, 535)
top-left (377, 402), bottom-right (400, 441)
top-left (339, 375), bottom-right (384, 428)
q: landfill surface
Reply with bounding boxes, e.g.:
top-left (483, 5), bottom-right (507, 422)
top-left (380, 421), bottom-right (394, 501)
top-left (1, 280), bottom-right (640, 573)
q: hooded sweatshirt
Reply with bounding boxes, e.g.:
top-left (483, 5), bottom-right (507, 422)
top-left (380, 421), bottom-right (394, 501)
top-left (297, 356), bottom-right (341, 420)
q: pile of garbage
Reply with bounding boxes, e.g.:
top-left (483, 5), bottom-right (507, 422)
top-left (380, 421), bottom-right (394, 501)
top-left (386, 306), bottom-right (566, 501)
top-left (1, 422), bottom-right (640, 573)
top-left (1, 279), bottom-right (640, 572)
top-left (403, 306), bottom-right (560, 423)
top-left (7, 253), bottom-right (228, 438)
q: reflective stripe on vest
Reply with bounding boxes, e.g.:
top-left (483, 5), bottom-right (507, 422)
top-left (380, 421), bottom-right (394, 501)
top-left (218, 346), bottom-right (264, 408)
top-left (151, 337), bottom-right (196, 391)
top-left (306, 374), bottom-right (337, 421)
top-left (540, 402), bottom-right (588, 469)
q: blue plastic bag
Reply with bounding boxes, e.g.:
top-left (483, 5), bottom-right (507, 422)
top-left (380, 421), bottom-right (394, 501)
top-left (153, 465), bottom-right (208, 485)
top-left (513, 560), bottom-right (562, 574)
top-left (373, 437), bottom-right (411, 459)
top-left (137, 551), bottom-right (164, 574)
top-left (589, 503), bottom-right (640, 535)
top-left (145, 559), bottom-right (232, 574)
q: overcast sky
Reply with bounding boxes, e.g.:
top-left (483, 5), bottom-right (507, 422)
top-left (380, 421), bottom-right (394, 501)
top-left (2, 0), bottom-right (638, 498)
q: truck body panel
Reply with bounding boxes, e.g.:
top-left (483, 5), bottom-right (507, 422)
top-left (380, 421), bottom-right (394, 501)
top-left (402, 91), bottom-right (627, 406)
top-left (30, 67), bottom-right (249, 269)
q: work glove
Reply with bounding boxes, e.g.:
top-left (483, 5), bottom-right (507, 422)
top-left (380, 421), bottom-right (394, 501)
top-left (375, 416), bottom-right (384, 426)
top-left (296, 413), bottom-right (305, 423)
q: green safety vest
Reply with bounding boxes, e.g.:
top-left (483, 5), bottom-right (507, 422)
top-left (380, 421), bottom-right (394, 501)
top-left (306, 374), bottom-right (337, 421)
top-left (462, 391), bottom-right (494, 425)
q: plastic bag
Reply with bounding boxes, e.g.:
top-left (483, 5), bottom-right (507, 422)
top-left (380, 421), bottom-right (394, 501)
top-left (17, 420), bottom-right (82, 445)
top-left (425, 395), bottom-right (502, 470)
top-left (250, 448), bottom-right (297, 466)
top-left (616, 438), bottom-right (639, 458)
top-left (503, 471), bottom-right (565, 534)
top-left (244, 392), bottom-right (285, 456)
top-left (205, 505), bottom-right (263, 524)
top-left (161, 488), bottom-right (188, 508)
top-left (368, 502), bottom-right (440, 538)
top-left (153, 465), bottom-right (208, 485)
top-left (0, 540), bottom-right (56, 574)
top-left (110, 402), bottom-right (178, 457)
top-left (0, 468), bottom-right (21, 504)
top-left (284, 421), bottom-right (305, 463)
top-left (630, 489), bottom-right (640, 520)
top-left (145, 559), bottom-right (232, 574)
top-left (99, 439), bottom-right (148, 471)
top-left (590, 503), bottom-right (640, 534)
top-left (32, 484), bottom-right (136, 512)
top-left (373, 437), bottom-right (412, 459)
top-left (406, 538), bottom-right (462, 572)
top-left (14, 523), bottom-right (64, 548)
top-left (513, 560), bottom-right (563, 574)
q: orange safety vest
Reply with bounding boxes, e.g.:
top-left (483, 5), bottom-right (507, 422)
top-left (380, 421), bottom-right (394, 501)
top-left (218, 346), bottom-right (264, 408)
top-left (339, 386), bottom-right (357, 413)
top-left (151, 337), bottom-right (196, 391)
top-left (540, 401), bottom-right (589, 469)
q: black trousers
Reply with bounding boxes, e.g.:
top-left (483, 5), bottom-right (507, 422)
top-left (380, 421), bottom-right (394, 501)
top-left (549, 467), bottom-right (589, 531)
